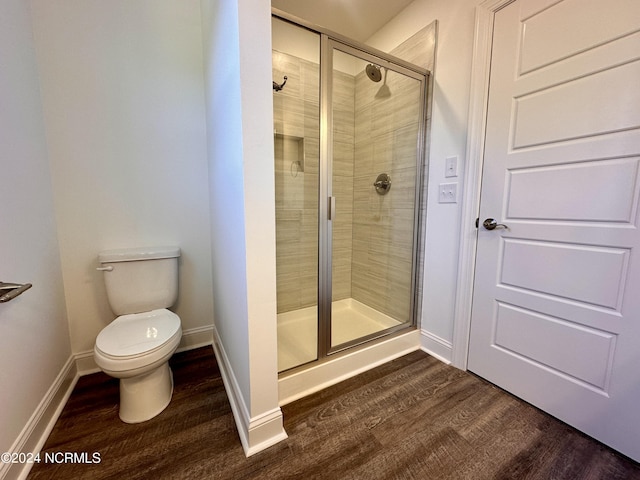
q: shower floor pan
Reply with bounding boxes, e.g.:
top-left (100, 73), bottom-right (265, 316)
top-left (277, 298), bottom-right (402, 372)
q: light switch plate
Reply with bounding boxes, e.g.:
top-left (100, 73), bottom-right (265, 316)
top-left (438, 182), bottom-right (458, 203)
top-left (445, 156), bottom-right (458, 177)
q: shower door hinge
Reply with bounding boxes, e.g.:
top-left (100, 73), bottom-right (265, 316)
top-left (475, 217), bottom-right (479, 228)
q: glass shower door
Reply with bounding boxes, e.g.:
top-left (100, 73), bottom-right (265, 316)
top-left (273, 16), bottom-right (428, 372)
top-left (328, 43), bottom-right (425, 351)
top-left (272, 17), bottom-right (320, 372)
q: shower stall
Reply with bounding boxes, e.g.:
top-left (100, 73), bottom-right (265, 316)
top-left (272, 12), bottom-right (429, 375)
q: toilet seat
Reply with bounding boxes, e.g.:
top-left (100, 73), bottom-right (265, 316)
top-left (96, 308), bottom-right (180, 356)
top-left (94, 309), bottom-right (181, 374)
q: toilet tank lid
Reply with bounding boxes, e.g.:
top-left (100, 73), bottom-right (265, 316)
top-left (99, 246), bottom-right (181, 263)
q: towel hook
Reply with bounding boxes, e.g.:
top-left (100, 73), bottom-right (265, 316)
top-left (273, 76), bottom-right (287, 92)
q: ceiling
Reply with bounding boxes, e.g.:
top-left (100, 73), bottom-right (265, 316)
top-left (271, 0), bottom-right (415, 42)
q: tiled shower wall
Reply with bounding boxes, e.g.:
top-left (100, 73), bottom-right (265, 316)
top-left (273, 23), bottom-right (435, 317)
top-left (272, 51), bottom-right (321, 313)
top-left (273, 50), bottom-right (356, 314)
top-left (350, 69), bottom-right (421, 322)
top-left (331, 69), bottom-right (356, 303)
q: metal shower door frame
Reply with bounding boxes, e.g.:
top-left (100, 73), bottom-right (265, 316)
top-left (273, 9), bottom-right (430, 365)
top-left (320, 38), bottom-right (428, 358)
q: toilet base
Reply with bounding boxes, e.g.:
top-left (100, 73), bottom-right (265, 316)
top-left (118, 362), bottom-right (174, 423)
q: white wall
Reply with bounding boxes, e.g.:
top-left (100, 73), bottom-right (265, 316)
top-left (29, 0), bottom-right (214, 355)
top-left (0, 0), bottom-right (71, 460)
top-left (202, 0), bottom-right (285, 455)
top-left (367, 0), bottom-right (478, 361)
top-left (201, 0), bottom-right (251, 411)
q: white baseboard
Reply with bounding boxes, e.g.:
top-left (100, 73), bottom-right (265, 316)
top-left (75, 325), bottom-right (214, 376)
top-left (2, 356), bottom-right (78, 480)
top-left (175, 325), bottom-right (214, 353)
top-left (278, 329), bottom-right (420, 406)
top-left (420, 329), bottom-right (453, 365)
top-left (211, 326), bottom-right (287, 457)
top-left (75, 350), bottom-right (101, 376)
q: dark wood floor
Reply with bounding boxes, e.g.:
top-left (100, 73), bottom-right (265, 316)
top-left (28, 347), bottom-right (640, 479)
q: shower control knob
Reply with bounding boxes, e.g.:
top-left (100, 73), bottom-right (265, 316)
top-left (373, 173), bottom-right (391, 195)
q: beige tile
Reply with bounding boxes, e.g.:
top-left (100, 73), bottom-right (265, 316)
top-left (304, 102), bottom-right (320, 138)
top-left (332, 70), bottom-right (355, 110)
top-left (353, 141), bottom-right (373, 177)
top-left (301, 173), bottom-right (319, 210)
top-left (301, 58), bottom-right (320, 105)
top-left (332, 141), bottom-right (355, 178)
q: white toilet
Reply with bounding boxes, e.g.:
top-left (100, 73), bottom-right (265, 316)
top-left (94, 246), bottom-right (182, 423)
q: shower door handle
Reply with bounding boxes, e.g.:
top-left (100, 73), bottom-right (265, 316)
top-left (328, 196), bottom-right (336, 220)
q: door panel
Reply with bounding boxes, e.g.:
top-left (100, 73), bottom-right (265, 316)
top-left (519, 0), bottom-right (640, 74)
top-left (513, 61), bottom-right (640, 148)
top-left (493, 302), bottom-right (616, 391)
top-left (500, 239), bottom-right (629, 309)
top-left (506, 158), bottom-right (640, 222)
top-left (469, 0), bottom-right (640, 461)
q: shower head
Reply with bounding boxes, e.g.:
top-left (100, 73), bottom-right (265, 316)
top-left (365, 64), bottom-right (382, 82)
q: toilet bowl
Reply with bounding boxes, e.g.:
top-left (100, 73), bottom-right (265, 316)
top-left (94, 246), bottom-right (182, 423)
top-left (94, 309), bottom-right (182, 423)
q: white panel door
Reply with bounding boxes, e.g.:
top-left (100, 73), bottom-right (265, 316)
top-left (468, 0), bottom-right (640, 461)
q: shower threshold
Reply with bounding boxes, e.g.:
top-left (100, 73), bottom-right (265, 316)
top-left (277, 298), bottom-right (403, 373)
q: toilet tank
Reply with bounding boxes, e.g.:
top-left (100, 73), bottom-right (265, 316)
top-left (98, 246), bottom-right (180, 316)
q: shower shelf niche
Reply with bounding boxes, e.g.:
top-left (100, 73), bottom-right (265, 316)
top-left (274, 131), bottom-right (305, 174)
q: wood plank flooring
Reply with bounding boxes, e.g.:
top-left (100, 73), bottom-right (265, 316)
top-left (27, 347), bottom-right (640, 479)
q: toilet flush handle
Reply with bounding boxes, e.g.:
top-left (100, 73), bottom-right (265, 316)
top-left (96, 266), bottom-right (113, 272)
